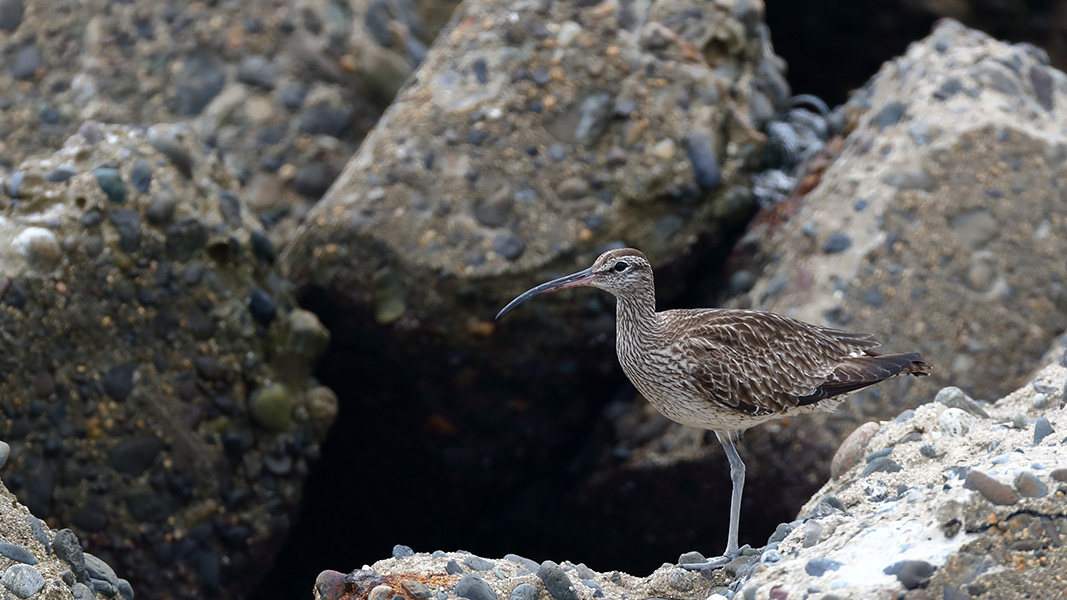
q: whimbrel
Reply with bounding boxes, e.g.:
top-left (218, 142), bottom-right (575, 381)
top-left (497, 248), bottom-right (929, 568)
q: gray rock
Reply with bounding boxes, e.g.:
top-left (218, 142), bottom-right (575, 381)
top-left (236, 55), bottom-right (278, 90)
top-left (107, 437), bottom-right (163, 475)
top-left (149, 134), bottom-right (193, 179)
top-left (804, 557), bottom-right (843, 577)
top-left (0, 0), bottom-right (23, 32)
top-left (175, 51), bottom-right (226, 116)
top-left (84, 553), bottom-right (119, 586)
top-left (686, 131), bottom-right (720, 190)
top-left (537, 561), bottom-right (577, 600)
top-left (0, 543), bottom-right (36, 565)
top-left (1, 564), bottom-right (44, 598)
top-left (884, 560), bottom-right (935, 590)
top-left (802, 519), bottom-right (824, 547)
top-left (71, 583), bottom-right (95, 600)
top-left (12, 44), bottom-right (39, 80)
top-left (0, 440), bottom-right (8, 469)
top-left (509, 582), bottom-right (539, 600)
top-left (1034, 416), bottom-right (1053, 444)
top-left (964, 470), bottom-right (1020, 505)
top-left (1014, 471), bottom-right (1047, 497)
top-left (935, 386), bottom-right (990, 418)
top-left (299, 103), bottom-right (352, 138)
top-left (116, 578), bottom-right (135, 600)
top-left (52, 529), bottom-right (86, 578)
top-left (463, 556), bottom-right (495, 571)
top-left (455, 574), bottom-right (496, 600)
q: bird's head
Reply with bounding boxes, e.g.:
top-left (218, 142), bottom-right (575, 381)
top-left (496, 248), bottom-right (653, 319)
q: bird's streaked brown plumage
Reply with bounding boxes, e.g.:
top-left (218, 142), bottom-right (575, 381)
top-left (496, 247), bottom-right (929, 567)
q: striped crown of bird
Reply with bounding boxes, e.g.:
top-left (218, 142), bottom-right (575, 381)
top-left (497, 247), bottom-right (929, 569)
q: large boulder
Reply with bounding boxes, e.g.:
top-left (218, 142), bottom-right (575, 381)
top-left (282, 0), bottom-right (786, 371)
top-left (547, 18), bottom-right (1067, 565)
top-left (0, 0), bottom-right (432, 246)
top-left (0, 124), bottom-right (335, 599)
top-left (274, 1), bottom-right (789, 591)
top-left (731, 18), bottom-right (1067, 403)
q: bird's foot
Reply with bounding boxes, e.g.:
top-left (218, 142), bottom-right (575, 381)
top-left (678, 545), bottom-right (750, 571)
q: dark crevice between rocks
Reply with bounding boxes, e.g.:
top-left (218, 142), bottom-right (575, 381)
top-left (765, 0), bottom-right (1067, 107)
top-left (251, 226), bottom-right (793, 600)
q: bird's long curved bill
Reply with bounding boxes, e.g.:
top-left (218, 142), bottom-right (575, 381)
top-left (495, 267), bottom-right (596, 320)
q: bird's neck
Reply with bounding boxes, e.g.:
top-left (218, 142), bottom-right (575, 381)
top-left (614, 284), bottom-right (658, 328)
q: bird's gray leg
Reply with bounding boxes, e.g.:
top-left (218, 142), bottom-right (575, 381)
top-left (680, 430), bottom-right (747, 571)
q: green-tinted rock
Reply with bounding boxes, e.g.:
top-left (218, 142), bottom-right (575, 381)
top-left (250, 384), bottom-right (293, 432)
top-left (94, 168), bottom-right (126, 203)
top-left (287, 309), bottom-right (331, 362)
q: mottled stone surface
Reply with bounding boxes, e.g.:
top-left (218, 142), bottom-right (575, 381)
top-left (0, 125), bottom-right (335, 600)
top-left (283, 0), bottom-right (782, 369)
top-left (731, 18), bottom-right (1067, 404)
top-left (537, 19), bottom-right (1067, 574)
top-left (741, 360), bottom-right (1067, 599)
top-left (0, 0), bottom-right (433, 248)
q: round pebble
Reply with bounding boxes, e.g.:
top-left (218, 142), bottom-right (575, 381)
top-left (369, 585), bottom-right (395, 600)
top-left (250, 384), bottom-right (293, 432)
top-left (149, 134), bottom-right (193, 179)
top-left (876, 101), bottom-right (906, 129)
top-left (939, 407), bottom-right (979, 436)
top-left (556, 177), bottom-right (590, 200)
top-left (0, 440), bottom-right (9, 469)
top-left (965, 470), bottom-right (1019, 505)
top-left (890, 560), bottom-right (934, 590)
top-left (667, 569), bottom-right (693, 592)
top-left (13, 227), bottom-right (62, 272)
top-left (804, 557), bottom-right (843, 577)
top-left (0, 0), bottom-right (23, 32)
top-left (1033, 416), bottom-right (1052, 444)
top-left (919, 443), bottom-right (942, 458)
top-left (94, 167), bottom-right (127, 203)
top-left (293, 161), bottom-right (336, 198)
top-left (146, 190), bottom-right (178, 225)
top-left (455, 574), bottom-right (497, 600)
top-left (934, 386), bottom-right (989, 417)
top-left (401, 581), bottom-right (431, 600)
top-left (237, 55), bottom-right (278, 90)
top-left (830, 422), bottom-right (879, 479)
top-left (2, 564), bottom-right (44, 598)
top-left (823, 231), bottom-right (852, 254)
top-left (175, 52), bottom-right (226, 116)
top-left (129, 159), bottom-right (153, 193)
top-left (1014, 471), bottom-right (1047, 498)
top-left (249, 287), bottom-right (277, 325)
top-left (492, 233), bottom-right (525, 260)
top-left (101, 363), bottom-right (137, 401)
top-left (802, 519), bottom-right (824, 548)
top-left (509, 582), bottom-right (539, 600)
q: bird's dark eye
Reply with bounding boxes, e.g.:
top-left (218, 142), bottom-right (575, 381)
top-left (613, 261), bottom-right (629, 272)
